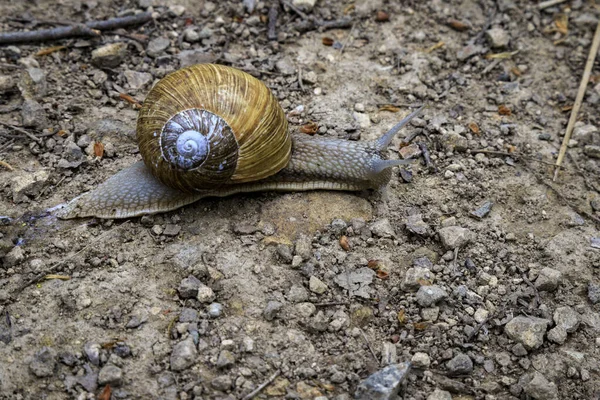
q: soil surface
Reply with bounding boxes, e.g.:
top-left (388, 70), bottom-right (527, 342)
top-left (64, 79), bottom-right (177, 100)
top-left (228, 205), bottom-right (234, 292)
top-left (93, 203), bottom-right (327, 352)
top-left (1, 0), bottom-right (600, 399)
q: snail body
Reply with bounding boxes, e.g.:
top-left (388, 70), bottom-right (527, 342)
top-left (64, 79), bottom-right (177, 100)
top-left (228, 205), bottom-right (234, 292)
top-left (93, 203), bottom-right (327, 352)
top-left (57, 64), bottom-right (422, 219)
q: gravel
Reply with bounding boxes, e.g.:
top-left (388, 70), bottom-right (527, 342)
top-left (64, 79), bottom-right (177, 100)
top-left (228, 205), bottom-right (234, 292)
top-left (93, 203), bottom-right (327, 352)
top-left (416, 285), bottom-right (447, 307)
top-left (524, 371), bottom-right (559, 400)
top-left (98, 364), bottom-right (123, 386)
top-left (504, 316), bottom-right (549, 350)
top-left (170, 337), bottom-right (197, 372)
top-left (29, 347), bottom-right (56, 378)
top-left (263, 300), bottom-right (283, 321)
top-left (446, 353), bottom-right (473, 376)
top-left (535, 267), bottom-right (562, 292)
top-left (437, 226), bottom-right (473, 250)
top-left (354, 363), bottom-right (411, 400)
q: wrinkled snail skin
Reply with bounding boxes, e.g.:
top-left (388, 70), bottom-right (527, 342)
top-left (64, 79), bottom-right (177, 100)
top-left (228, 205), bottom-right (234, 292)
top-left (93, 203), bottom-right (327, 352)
top-left (54, 64), bottom-right (423, 220)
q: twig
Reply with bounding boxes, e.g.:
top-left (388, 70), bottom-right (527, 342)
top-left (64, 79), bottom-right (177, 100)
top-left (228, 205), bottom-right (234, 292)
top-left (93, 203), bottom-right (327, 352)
top-left (267, 4), bottom-right (279, 41)
top-left (0, 12), bottom-right (152, 44)
top-left (522, 273), bottom-right (541, 309)
top-left (360, 329), bottom-right (381, 366)
top-left (481, 58), bottom-right (501, 75)
top-left (553, 19), bottom-right (600, 181)
top-left (0, 121), bottom-right (42, 144)
top-left (0, 160), bottom-right (14, 171)
top-left (0, 130), bottom-right (57, 140)
top-left (313, 301), bottom-right (350, 307)
top-left (538, 0), bottom-right (569, 10)
top-left (240, 370), bottom-right (281, 400)
top-left (418, 142), bottom-right (437, 173)
top-left (340, 22), bottom-right (357, 54)
top-left (297, 67), bottom-right (305, 92)
top-left (294, 18), bottom-right (353, 33)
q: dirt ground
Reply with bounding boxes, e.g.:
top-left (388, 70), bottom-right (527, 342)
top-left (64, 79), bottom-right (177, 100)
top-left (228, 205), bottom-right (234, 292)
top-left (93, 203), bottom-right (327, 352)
top-left (1, 0), bottom-right (600, 399)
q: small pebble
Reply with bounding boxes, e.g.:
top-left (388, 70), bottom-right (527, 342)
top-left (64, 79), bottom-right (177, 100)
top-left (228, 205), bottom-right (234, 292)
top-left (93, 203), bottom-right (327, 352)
top-left (208, 303), bottom-right (223, 318)
top-left (263, 300), bottom-right (283, 321)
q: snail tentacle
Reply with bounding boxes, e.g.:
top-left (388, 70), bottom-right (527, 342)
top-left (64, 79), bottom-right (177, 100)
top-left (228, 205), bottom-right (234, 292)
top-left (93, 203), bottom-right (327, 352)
top-left (375, 105), bottom-right (426, 150)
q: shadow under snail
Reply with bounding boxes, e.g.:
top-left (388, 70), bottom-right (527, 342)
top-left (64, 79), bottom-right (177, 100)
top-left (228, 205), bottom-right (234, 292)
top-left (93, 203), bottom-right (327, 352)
top-left (56, 64), bottom-right (423, 220)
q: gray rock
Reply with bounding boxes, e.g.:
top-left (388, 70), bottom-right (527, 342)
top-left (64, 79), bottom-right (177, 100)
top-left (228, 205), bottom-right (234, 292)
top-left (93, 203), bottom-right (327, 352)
top-left (98, 364), bottom-right (123, 386)
top-left (535, 267), bottom-right (561, 292)
top-left (294, 234), bottom-right (312, 260)
top-left (511, 343), bottom-right (528, 356)
top-left (170, 337), bottom-right (197, 371)
top-left (179, 308), bottom-right (198, 322)
top-left (427, 389), bottom-right (452, 400)
top-left (292, 0), bottom-right (317, 11)
top-left (4, 246), bottom-right (25, 267)
top-left (416, 285), bottom-right (447, 307)
top-left (196, 284), bottom-right (215, 303)
top-left (333, 267), bottom-right (375, 298)
top-left (207, 303), bottom-right (223, 318)
top-left (547, 326), bottom-right (567, 344)
top-left (216, 350), bottom-right (235, 368)
top-left (438, 226), bottom-right (473, 250)
top-left (211, 375), bottom-right (233, 391)
top-left (457, 43), bottom-right (485, 60)
top-left (553, 306), bottom-right (579, 333)
top-left (84, 342), bottom-right (101, 366)
top-left (29, 347), bottom-right (56, 378)
top-left (486, 28), bottom-right (510, 48)
top-left (584, 145), bottom-right (600, 159)
top-left (21, 98), bottom-right (48, 129)
top-left (401, 267), bottom-right (434, 291)
top-left (524, 371), bottom-right (558, 400)
top-left (263, 300), bottom-right (283, 321)
top-left (405, 214), bottom-right (431, 237)
top-left (178, 275), bottom-right (202, 299)
top-left (183, 27), bottom-right (201, 42)
top-left (573, 123), bottom-right (598, 144)
top-left (288, 284), bottom-right (309, 303)
top-left (124, 70), bottom-right (153, 90)
top-left (355, 363), bottom-right (411, 400)
top-left (309, 276), bottom-right (328, 294)
top-left (505, 316), bottom-right (549, 350)
top-left (330, 218), bottom-right (348, 235)
top-left (147, 37), bottom-right (170, 58)
top-left (411, 352), bottom-right (431, 368)
top-left (588, 282), bottom-right (600, 304)
top-left (276, 244), bottom-right (293, 263)
top-left (275, 57), bottom-right (295, 75)
top-left (91, 43), bottom-right (127, 68)
top-left (309, 310), bottom-right (329, 332)
top-left (370, 218), bottom-right (396, 238)
top-left (163, 224), bottom-right (181, 237)
top-left (19, 67), bottom-right (47, 98)
top-left (446, 353), bottom-right (473, 376)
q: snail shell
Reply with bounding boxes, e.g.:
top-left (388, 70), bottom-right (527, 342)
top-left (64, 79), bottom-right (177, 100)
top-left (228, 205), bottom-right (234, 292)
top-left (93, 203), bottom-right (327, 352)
top-left (137, 64), bottom-right (291, 192)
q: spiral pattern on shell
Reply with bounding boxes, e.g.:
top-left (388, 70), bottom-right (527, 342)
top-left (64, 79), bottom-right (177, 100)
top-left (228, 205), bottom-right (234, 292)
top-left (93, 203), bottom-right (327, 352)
top-left (137, 64), bottom-right (291, 192)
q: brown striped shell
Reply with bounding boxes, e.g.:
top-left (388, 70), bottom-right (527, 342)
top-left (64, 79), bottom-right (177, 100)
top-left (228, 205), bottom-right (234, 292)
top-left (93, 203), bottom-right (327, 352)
top-left (137, 64), bottom-right (291, 192)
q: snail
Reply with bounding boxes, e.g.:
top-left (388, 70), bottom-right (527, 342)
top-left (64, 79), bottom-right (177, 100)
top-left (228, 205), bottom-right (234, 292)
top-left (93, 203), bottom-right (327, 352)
top-left (56, 64), bottom-right (423, 220)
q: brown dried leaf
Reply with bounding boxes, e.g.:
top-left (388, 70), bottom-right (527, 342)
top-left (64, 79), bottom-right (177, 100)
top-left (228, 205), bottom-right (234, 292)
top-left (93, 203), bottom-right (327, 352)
top-left (322, 37), bottom-right (334, 46)
top-left (485, 50), bottom-right (519, 59)
top-left (510, 66), bottom-right (522, 77)
top-left (300, 121), bottom-right (319, 135)
top-left (561, 105), bottom-right (573, 112)
top-left (98, 385), bottom-right (111, 400)
top-left (57, 130), bottom-right (67, 137)
top-left (417, 279), bottom-right (431, 286)
top-left (397, 309), bottom-right (406, 324)
top-left (367, 259), bottom-right (382, 270)
top-left (343, 4), bottom-right (355, 14)
top-left (591, 75), bottom-right (600, 84)
top-left (498, 105), bottom-right (512, 116)
top-left (44, 274), bottom-right (70, 281)
top-left (555, 14), bottom-right (568, 35)
top-left (425, 41), bottom-right (445, 53)
top-left (94, 142), bottom-right (104, 158)
top-left (413, 322), bottom-right (429, 331)
top-left (119, 93), bottom-right (142, 108)
top-left (35, 45), bottom-right (66, 56)
top-left (375, 270), bottom-right (389, 280)
top-left (376, 11), bottom-right (390, 22)
top-left (378, 105), bottom-right (401, 113)
top-left (505, 144), bottom-right (517, 153)
top-left (447, 19), bottom-right (470, 31)
top-left (468, 121), bottom-right (480, 135)
top-left (339, 235), bottom-right (350, 251)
